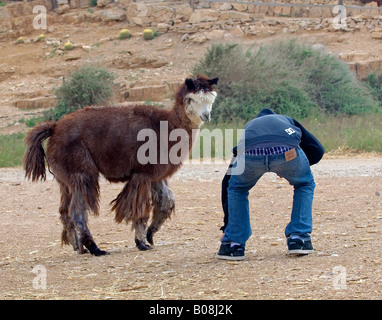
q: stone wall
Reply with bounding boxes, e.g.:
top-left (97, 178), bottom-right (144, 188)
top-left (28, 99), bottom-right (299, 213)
top-left (1, 0), bottom-right (382, 41)
top-left (200, 0), bottom-right (382, 18)
top-left (0, 0), bottom-right (53, 37)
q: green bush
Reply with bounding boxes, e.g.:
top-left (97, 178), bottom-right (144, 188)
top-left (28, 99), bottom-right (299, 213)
top-left (46, 65), bottom-right (116, 121)
top-left (192, 40), bottom-right (378, 123)
top-left (365, 72), bottom-right (382, 105)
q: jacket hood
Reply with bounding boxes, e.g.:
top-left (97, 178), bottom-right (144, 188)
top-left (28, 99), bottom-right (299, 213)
top-left (256, 108), bottom-right (276, 118)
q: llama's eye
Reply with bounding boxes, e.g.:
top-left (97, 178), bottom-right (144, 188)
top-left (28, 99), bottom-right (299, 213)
top-left (187, 98), bottom-right (194, 104)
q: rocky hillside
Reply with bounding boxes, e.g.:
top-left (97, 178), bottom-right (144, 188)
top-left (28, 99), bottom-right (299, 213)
top-left (1, 0), bottom-right (382, 134)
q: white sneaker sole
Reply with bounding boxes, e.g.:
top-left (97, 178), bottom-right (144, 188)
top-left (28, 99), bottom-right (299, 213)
top-left (216, 254), bottom-right (245, 261)
top-left (288, 249), bottom-right (314, 255)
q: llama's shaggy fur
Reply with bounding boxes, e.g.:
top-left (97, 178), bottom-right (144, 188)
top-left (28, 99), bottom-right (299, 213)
top-left (23, 75), bottom-right (218, 255)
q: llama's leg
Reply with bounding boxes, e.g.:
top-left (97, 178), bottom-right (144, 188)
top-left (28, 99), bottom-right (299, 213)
top-left (69, 179), bottom-right (109, 256)
top-left (111, 174), bottom-right (153, 251)
top-left (147, 180), bottom-right (175, 245)
top-left (58, 183), bottom-right (82, 252)
top-left (133, 217), bottom-right (152, 251)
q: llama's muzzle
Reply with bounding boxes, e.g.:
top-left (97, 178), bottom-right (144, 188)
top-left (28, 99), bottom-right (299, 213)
top-left (200, 111), bottom-right (211, 122)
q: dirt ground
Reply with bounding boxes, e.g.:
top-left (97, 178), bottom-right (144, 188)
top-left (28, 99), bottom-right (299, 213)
top-left (0, 156), bottom-right (381, 300)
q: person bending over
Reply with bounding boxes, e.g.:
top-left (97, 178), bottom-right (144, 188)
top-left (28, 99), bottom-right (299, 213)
top-left (217, 108), bottom-right (324, 260)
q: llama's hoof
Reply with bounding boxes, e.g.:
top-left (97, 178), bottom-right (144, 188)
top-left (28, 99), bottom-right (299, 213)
top-left (146, 229), bottom-right (154, 245)
top-left (92, 249), bottom-right (110, 256)
top-left (87, 243), bottom-right (110, 256)
top-left (135, 239), bottom-right (152, 251)
top-left (77, 248), bottom-right (90, 254)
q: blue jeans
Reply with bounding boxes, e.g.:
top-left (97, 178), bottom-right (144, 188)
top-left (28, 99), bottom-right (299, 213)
top-left (222, 147), bottom-right (315, 247)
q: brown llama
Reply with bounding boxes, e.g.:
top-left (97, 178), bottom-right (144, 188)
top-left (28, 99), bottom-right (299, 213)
top-left (23, 75), bottom-right (218, 255)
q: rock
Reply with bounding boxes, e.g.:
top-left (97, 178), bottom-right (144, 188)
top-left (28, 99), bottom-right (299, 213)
top-left (309, 7), bottom-right (323, 18)
top-left (181, 33), bottom-right (189, 42)
top-left (0, 64), bottom-right (17, 82)
top-left (347, 51), bottom-right (369, 62)
top-left (157, 23), bottom-right (170, 33)
top-left (14, 97), bottom-right (56, 109)
top-left (227, 11), bottom-right (252, 22)
top-left (174, 4), bottom-right (193, 22)
top-left (97, 0), bottom-right (110, 7)
top-left (109, 56), bottom-right (168, 70)
top-left (192, 33), bottom-right (208, 44)
top-left (130, 16), bottom-right (150, 26)
top-left (22, 3), bottom-right (33, 15)
top-left (232, 3), bottom-right (247, 12)
top-left (63, 12), bottom-right (85, 24)
top-left (0, 7), bottom-right (12, 20)
top-left (150, 6), bottom-right (175, 24)
top-left (82, 45), bottom-right (92, 52)
top-left (188, 9), bottom-right (220, 23)
top-left (56, 4), bottom-right (70, 15)
top-left (127, 84), bottom-right (172, 102)
top-left (230, 25), bottom-right (244, 38)
top-left (339, 51), bottom-right (369, 62)
top-left (348, 58), bottom-right (382, 79)
top-left (68, 0), bottom-right (77, 9)
top-left (371, 31), bottom-right (382, 39)
top-left (63, 54), bottom-right (82, 61)
top-left (219, 3), bottom-right (232, 11)
top-left (273, 6), bottom-right (283, 16)
top-left (100, 8), bottom-right (127, 22)
top-left (312, 43), bottom-right (325, 51)
top-left (78, 0), bottom-right (91, 8)
top-left (365, 1), bottom-right (379, 7)
top-left (206, 29), bottom-right (225, 40)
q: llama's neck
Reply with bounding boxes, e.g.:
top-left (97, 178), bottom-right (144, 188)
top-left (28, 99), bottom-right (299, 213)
top-left (169, 101), bottom-right (202, 131)
top-left (168, 102), bottom-right (202, 151)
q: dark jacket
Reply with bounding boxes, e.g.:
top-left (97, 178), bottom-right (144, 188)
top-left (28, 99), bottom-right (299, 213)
top-left (221, 108), bottom-right (325, 232)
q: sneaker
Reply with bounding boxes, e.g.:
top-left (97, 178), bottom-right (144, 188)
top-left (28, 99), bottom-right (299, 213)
top-left (287, 237), bottom-right (314, 255)
top-left (216, 243), bottom-right (245, 261)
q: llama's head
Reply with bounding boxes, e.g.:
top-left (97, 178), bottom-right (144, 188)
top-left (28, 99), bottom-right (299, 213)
top-left (180, 75), bottom-right (218, 125)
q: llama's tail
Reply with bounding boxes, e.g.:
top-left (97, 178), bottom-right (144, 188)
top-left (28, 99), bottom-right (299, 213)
top-left (112, 174), bottom-right (152, 224)
top-left (23, 121), bottom-right (55, 181)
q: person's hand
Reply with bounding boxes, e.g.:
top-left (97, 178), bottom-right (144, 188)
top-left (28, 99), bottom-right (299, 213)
top-left (220, 233), bottom-right (225, 241)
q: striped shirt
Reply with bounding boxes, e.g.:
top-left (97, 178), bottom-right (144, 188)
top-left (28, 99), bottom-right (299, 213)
top-left (245, 146), bottom-right (293, 156)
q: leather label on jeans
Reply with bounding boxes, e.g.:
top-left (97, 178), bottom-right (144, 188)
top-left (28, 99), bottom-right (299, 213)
top-left (285, 148), bottom-right (297, 162)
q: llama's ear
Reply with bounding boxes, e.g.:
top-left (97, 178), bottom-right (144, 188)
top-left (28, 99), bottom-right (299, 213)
top-left (185, 78), bottom-right (195, 91)
top-left (208, 77), bottom-right (219, 86)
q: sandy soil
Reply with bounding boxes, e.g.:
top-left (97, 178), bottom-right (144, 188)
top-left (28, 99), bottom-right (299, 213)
top-left (0, 157), bottom-right (381, 300)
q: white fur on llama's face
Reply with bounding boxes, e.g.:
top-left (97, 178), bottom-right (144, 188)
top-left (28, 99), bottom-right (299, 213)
top-left (185, 90), bottom-right (217, 123)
